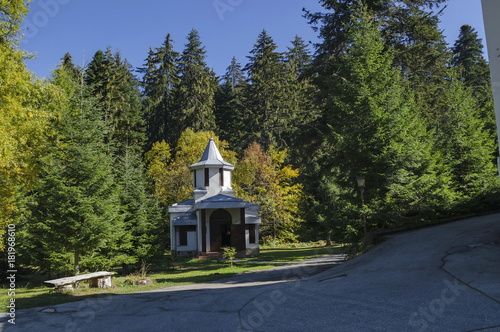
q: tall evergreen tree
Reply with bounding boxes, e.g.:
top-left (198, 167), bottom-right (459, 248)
top-left (305, 0), bottom-right (447, 71)
top-left (140, 33), bottom-right (180, 147)
top-left (172, 29), bottom-right (218, 145)
top-left (27, 95), bottom-right (125, 275)
top-left (243, 30), bottom-right (290, 149)
top-left (85, 48), bottom-right (145, 154)
top-left (451, 24), bottom-right (496, 134)
top-left (85, 49), bottom-right (108, 93)
top-left (283, 36), bottom-right (318, 151)
top-left (115, 148), bottom-right (166, 267)
top-left (59, 53), bottom-right (81, 83)
top-left (451, 24), bottom-right (490, 88)
top-left (224, 56), bottom-right (246, 89)
top-left (215, 56), bottom-right (247, 150)
top-left (307, 5), bottom-right (451, 241)
top-left (433, 72), bottom-right (498, 197)
top-left (305, 0), bottom-right (450, 122)
top-left (285, 36), bottom-right (312, 76)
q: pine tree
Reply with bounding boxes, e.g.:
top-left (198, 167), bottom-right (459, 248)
top-left (307, 5), bottom-right (451, 241)
top-left (243, 30), bottom-right (289, 148)
top-left (306, 0), bottom-right (450, 122)
top-left (215, 56), bottom-right (247, 150)
top-left (140, 33), bottom-right (180, 147)
top-left (451, 24), bottom-right (496, 134)
top-left (172, 29), bottom-right (218, 144)
top-left (115, 148), bottom-right (166, 267)
top-left (85, 48), bottom-right (145, 154)
top-left (283, 36), bottom-right (318, 151)
top-left (27, 99), bottom-right (125, 275)
top-left (433, 72), bottom-right (498, 198)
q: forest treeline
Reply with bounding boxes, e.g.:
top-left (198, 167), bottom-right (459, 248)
top-left (1, 0), bottom-right (499, 275)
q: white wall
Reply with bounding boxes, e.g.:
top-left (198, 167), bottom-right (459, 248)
top-left (245, 226), bottom-right (259, 249)
top-left (482, 0), bottom-right (500, 176)
top-left (176, 230), bottom-right (197, 251)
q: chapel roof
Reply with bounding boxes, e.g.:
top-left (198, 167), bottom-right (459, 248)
top-left (190, 138), bottom-right (234, 169)
top-left (195, 194), bottom-right (260, 211)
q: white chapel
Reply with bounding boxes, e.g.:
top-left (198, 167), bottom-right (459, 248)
top-left (168, 138), bottom-right (261, 257)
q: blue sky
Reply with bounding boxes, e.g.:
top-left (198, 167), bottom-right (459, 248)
top-left (21, 0), bottom-right (487, 79)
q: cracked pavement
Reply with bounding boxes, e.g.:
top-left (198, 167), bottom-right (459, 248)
top-left (2, 213), bottom-right (500, 331)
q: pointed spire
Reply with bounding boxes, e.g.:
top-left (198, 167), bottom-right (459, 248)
top-left (199, 138), bottom-right (224, 163)
top-left (190, 138), bottom-right (234, 169)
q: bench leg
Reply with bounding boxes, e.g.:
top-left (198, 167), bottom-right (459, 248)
top-left (88, 276), bottom-right (112, 289)
top-left (57, 284), bottom-right (74, 293)
top-left (96, 276), bottom-right (112, 289)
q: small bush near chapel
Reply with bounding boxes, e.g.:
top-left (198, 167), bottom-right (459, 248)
top-left (222, 247), bottom-right (237, 267)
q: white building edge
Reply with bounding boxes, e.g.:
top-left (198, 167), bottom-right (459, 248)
top-left (482, 0), bottom-right (500, 177)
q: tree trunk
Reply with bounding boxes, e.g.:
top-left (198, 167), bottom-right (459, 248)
top-left (326, 232), bottom-right (332, 247)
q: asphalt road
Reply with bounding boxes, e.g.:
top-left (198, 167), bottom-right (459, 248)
top-left (2, 213), bottom-right (500, 332)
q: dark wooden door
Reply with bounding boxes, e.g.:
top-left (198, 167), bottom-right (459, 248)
top-left (210, 209), bottom-right (232, 251)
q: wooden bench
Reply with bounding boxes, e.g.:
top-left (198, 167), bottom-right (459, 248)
top-left (45, 271), bottom-right (115, 292)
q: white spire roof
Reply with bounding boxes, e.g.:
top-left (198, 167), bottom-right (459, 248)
top-left (190, 138), bottom-right (234, 170)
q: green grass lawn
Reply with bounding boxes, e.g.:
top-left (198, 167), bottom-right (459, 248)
top-left (1, 244), bottom-right (343, 311)
top-left (246, 245), bottom-right (343, 262)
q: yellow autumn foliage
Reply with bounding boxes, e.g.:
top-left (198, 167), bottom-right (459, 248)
top-left (0, 43), bottom-right (63, 249)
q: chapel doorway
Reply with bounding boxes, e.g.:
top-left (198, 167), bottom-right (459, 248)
top-left (210, 209), bottom-right (232, 251)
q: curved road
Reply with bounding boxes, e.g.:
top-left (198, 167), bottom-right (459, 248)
top-left (3, 213), bottom-right (500, 331)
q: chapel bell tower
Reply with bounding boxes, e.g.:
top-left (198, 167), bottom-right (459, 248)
top-left (190, 138), bottom-right (235, 202)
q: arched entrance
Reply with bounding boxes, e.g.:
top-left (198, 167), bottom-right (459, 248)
top-left (209, 209), bottom-right (232, 251)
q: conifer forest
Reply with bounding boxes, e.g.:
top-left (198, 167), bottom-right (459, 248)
top-left (1, 0), bottom-right (499, 275)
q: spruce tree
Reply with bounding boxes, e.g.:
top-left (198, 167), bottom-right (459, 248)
top-left (452, 25), bottom-right (490, 88)
top-left (172, 29), bottom-right (217, 144)
top-left (27, 95), bottom-right (124, 275)
top-left (215, 56), bottom-right (247, 150)
top-left (115, 148), bottom-right (166, 268)
top-left (308, 6), bottom-right (450, 241)
top-left (243, 30), bottom-right (289, 148)
top-left (306, 0), bottom-right (450, 123)
top-left (451, 24), bottom-right (496, 134)
top-left (283, 36), bottom-right (318, 151)
top-left (85, 48), bottom-right (145, 154)
top-left (60, 53), bottom-right (81, 83)
top-left (140, 33), bottom-right (179, 147)
top-left (85, 49), bottom-right (108, 94)
top-left (433, 71), bottom-right (498, 198)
